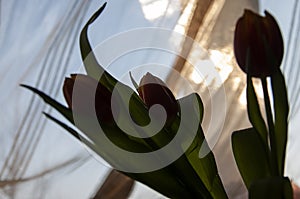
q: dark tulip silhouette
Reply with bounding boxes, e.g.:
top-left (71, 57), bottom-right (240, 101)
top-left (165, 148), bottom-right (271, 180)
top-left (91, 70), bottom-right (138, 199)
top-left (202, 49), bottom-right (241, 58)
top-left (63, 74), bottom-right (114, 123)
top-left (234, 10), bottom-right (284, 77)
top-left (138, 73), bottom-right (179, 123)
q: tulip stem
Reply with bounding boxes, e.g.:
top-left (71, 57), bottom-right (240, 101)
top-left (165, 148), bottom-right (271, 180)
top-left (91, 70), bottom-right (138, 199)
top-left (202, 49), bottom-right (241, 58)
top-left (261, 77), bottom-right (278, 176)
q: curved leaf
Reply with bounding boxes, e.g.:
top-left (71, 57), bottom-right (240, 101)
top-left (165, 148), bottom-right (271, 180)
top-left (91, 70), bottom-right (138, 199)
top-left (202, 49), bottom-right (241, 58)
top-left (45, 114), bottom-right (193, 199)
top-left (179, 93), bottom-right (227, 198)
top-left (246, 76), bottom-right (268, 145)
top-left (232, 128), bottom-right (271, 189)
top-left (21, 84), bottom-right (73, 123)
top-left (271, 70), bottom-right (289, 175)
top-left (79, 2), bottom-right (117, 89)
top-left (249, 177), bottom-right (292, 199)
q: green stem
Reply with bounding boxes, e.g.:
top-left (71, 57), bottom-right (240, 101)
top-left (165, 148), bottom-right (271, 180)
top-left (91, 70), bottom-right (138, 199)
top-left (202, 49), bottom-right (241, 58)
top-left (261, 78), bottom-right (279, 176)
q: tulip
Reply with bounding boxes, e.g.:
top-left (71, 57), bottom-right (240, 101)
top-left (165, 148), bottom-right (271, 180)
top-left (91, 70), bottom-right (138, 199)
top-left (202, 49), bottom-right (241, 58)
top-left (138, 73), bottom-right (179, 124)
top-left (63, 74), bottom-right (115, 123)
top-left (234, 10), bottom-right (284, 77)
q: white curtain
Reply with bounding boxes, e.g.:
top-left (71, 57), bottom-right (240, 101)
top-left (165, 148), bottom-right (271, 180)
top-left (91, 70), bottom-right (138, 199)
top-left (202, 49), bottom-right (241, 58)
top-left (0, 0), bottom-right (183, 198)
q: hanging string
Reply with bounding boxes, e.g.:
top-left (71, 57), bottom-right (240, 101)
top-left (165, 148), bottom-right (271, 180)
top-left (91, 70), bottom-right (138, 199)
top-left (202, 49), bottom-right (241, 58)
top-left (0, 0), bottom-right (91, 182)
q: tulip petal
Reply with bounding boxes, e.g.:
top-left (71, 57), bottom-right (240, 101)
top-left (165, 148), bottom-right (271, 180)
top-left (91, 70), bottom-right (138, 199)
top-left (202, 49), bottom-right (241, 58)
top-left (234, 10), bottom-right (284, 77)
top-left (138, 73), bottom-right (179, 125)
top-left (65, 74), bottom-right (115, 123)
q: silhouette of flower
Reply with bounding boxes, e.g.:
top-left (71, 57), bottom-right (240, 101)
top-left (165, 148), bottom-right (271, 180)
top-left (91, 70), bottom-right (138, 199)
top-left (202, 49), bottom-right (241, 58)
top-left (234, 10), bottom-right (284, 77)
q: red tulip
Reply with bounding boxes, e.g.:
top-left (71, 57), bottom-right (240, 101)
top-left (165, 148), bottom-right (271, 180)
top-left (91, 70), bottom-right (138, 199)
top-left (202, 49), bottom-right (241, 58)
top-left (234, 10), bottom-right (284, 77)
top-left (138, 73), bottom-right (179, 123)
top-left (63, 74), bottom-right (114, 123)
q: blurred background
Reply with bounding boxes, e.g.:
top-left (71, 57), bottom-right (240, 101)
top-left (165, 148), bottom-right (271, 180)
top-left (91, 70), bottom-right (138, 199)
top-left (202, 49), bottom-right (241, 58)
top-left (1, 0), bottom-right (300, 198)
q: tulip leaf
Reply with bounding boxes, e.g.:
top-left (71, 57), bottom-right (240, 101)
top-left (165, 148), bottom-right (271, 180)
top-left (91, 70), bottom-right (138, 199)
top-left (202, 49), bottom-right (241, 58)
top-left (114, 89), bottom-right (214, 198)
top-left (97, 124), bottom-right (153, 153)
top-left (80, 6), bottom-right (211, 196)
top-left (161, 147), bottom-right (212, 198)
top-left (232, 128), bottom-right (271, 189)
top-left (249, 177), bottom-right (293, 199)
top-left (124, 91), bottom-right (212, 198)
top-left (22, 85), bottom-right (150, 153)
top-left (21, 84), bottom-right (74, 124)
top-left (124, 169), bottom-right (195, 198)
top-left (185, 128), bottom-right (228, 199)
top-left (44, 112), bottom-right (80, 140)
top-left (44, 113), bottom-right (194, 199)
top-left (80, 2), bottom-right (117, 90)
top-left (178, 93), bottom-right (227, 198)
top-left (270, 70), bottom-right (289, 176)
top-left (185, 92), bottom-right (204, 123)
top-left (246, 76), bottom-right (268, 145)
top-left (43, 112), bottom-right (119, 165)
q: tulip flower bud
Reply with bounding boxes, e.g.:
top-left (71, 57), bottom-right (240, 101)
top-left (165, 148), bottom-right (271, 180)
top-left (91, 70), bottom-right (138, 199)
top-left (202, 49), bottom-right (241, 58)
top-left (138, 73), bottom-right (179, 124)
top-left (234, 10), bottom-right (284, 77)
top-left (63, 74), bottom-right (115, 123)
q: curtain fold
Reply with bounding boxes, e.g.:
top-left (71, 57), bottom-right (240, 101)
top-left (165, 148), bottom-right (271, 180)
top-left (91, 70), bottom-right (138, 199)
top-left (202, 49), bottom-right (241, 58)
top-left (281, 0), bottom-right (300, 188)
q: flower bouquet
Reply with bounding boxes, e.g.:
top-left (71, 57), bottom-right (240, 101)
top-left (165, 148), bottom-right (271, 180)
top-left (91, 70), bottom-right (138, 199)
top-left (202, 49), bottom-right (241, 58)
top-left (22, 2), bottom-right (298, 198)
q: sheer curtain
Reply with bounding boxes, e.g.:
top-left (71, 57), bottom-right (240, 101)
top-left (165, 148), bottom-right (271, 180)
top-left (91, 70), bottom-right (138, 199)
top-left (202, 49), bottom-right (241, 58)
top-left (272, 0), bottom-right (300, 188)
top-left (0, 0), bottom-right (184, 198)
top-left (259, 0), bottom-right (300, 190)
top-left (0, 1), bottom-right (96, 198)
top-left (0, 0), bottom-right (299, 198)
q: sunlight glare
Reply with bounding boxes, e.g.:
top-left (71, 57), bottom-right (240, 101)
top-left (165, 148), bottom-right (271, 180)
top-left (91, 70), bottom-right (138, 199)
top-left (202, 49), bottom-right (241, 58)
top-left (209, 49), bottom-right (233, 83)
top-left (139, 0), bottom-right (170, 20)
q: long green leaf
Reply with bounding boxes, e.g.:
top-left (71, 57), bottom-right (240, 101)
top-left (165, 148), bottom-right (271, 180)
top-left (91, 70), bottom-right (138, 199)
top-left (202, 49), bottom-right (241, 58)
top-left (44, 113), bottom-right (80, 139)
top-left (124, 169), bottom-right (194, 199)
top-left (124, 91), bottom-right (212, 198)
top-left (79, 2), bottom-right (117, 89)
top-left (232, 128), bottom-right (271, 189)
top-left (113, 88), bottom-right (214, 197)
top-left (186, 129), bottom-right (227, 199)
top-left (21, 84), bottom-right (74, 123)
top-left (23, 4), bottom-right (226, 198)
top-left (246, 76), bottom-right (268, 145)
top-left (22, 80), bottom-right (196, 197)
top-left (45, 114), bottom-right (193, 199)
top-left (43, 112), bottom-right (119, 165)
top-left (178, 93), bottom-right (227, 198)
top-left (249, 177), bottom-right (292, 199)
top-left (271, 69), bottom-right (289, 175)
